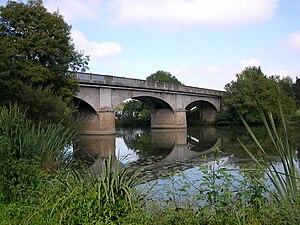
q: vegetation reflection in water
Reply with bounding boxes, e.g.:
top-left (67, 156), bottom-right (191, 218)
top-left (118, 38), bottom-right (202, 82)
top-left (76, 125), bottom-right (300, 193)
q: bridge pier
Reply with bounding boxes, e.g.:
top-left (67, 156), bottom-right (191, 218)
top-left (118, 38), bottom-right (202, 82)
top-left (80, 110), bottom-right (115, 135)
top-left (97, 109), bottom-right (116, 135)
top-left (151, 109), bottom-right (187, 129)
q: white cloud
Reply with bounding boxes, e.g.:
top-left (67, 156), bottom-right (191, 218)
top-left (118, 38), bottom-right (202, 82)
top-left (107, 0), bottom-right (278, 29)
top-left (265, 69), bottom-right (300, 81)
top-left (287, 32), bottom-right (300, 53)
top-left (45, 0), bottom-right (101, 22)
top-left (72, 30), bottom-right (123, 58)
top-left (44, 0), bottom-right (278, 29)
top-left (241, 58), bottom-right (261, 68)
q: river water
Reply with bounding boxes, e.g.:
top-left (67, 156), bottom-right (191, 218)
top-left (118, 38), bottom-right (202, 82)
top-left (74, 125), bottom-right (300, 203)
top-left (75, 125), bottom-right (300, 179)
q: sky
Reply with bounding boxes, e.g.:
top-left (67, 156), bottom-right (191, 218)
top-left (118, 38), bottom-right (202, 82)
top-left (1, 0), bottom-right (300, 90)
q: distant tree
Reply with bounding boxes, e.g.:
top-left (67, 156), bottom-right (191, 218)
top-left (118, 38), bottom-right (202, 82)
top-left (269, 75), bottom-right (295, 99)
top-left (294, 77), bottom-right (300, 107)
top-left (117, 100), bottom-right (150, 126)
top-left (0, 0), bottom-right (89, 124)
top-left (222, 66), bottom-right (296, 124)
top-left (146, 70), bottom-right (182, 85)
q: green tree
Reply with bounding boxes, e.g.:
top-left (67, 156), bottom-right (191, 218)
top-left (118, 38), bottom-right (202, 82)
top-left (294, 77), bottom-right (300, 107)
top-left (269, 75), bottom-right (295, 99)
top-left (146, 70), bottom-right (182, 85)
top-left (0, 0), bottom-right (88, 99)
top-left (118, 100), bottom-right (150, 126)
top-left (222, 66), bottom-right (296, 124)
top-left (0, 0), bottom-right (89, 124)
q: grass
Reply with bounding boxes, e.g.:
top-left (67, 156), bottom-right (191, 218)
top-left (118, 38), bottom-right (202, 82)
top-left (0, 104), bottom-right (75, 171)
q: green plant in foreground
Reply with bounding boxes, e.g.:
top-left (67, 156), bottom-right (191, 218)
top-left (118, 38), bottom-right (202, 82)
top-left (0, 104), bottom-right (75, 170)
top-left (239, 96), bottom-right (300, 222)
top-left (26, 157), bottom-right (145, 224)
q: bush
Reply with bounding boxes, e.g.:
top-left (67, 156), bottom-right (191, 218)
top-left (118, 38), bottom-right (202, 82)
top-left (0, 158), bottom-right (48, 204)
top-left (0, 80), bottom-right (75, 127)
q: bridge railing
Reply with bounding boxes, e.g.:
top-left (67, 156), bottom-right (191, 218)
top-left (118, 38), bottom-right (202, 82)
top-left (76, 72), bottom-right (224, 96)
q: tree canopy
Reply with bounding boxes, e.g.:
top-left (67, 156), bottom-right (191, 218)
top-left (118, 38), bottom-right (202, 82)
top-left (146, 70), bottom-right (182, 85)
top-left (294, 77), bottom-right (300, 107)
top-left (0, 0), bottom-right (89, 99)
top-left (0, 0), bottom-right (89, 124)
top-left (222, 66), bottom-right (297, 124)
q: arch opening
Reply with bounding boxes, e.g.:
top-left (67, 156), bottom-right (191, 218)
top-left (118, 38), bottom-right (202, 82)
top-left (114, 98), bottom-right (151, 127)
top-left (114, 96), bottom-right (181, 129)
top-left (186, 100), bottom-right (218, 126)
top-left (73, 97), bottom-right (100, 133)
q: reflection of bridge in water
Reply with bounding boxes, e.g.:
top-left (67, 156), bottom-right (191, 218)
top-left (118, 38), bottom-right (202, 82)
top-left (75, 127), bottom-right (222, 174)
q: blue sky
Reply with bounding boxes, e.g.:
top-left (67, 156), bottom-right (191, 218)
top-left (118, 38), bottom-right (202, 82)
top-left (1, 0), bottom-right (300, 90)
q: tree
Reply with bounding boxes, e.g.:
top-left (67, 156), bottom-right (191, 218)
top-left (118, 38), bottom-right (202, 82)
top-left (294, 77), bottom-right (300, 107)
top-left (146, 70), bottom-right (182, 85)
top-left (117, 100), bottom-right (151, 126)
top-left (222, 66), bottom-right (296, 124)
top-left (0, 0), bottom-right (89, 124)
top-left (0, 0), bottom-right (89, 99)
top-left (269, 75), bottom-right (295, 99)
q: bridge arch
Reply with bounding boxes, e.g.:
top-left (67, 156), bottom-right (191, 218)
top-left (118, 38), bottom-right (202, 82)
top-left (185, 100), bottom-right (218, 125)
top-left (114, 95), bottom-right (186, 129)
top-left (132, 96), bottom-right (178, 129)
top-left (73, 97), bottom-right (101, 133)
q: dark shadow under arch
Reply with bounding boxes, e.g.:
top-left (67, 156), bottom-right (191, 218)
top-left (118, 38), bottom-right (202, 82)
top-left (133, 96), bottom-right (173, 111)
top-left (186, 100), bottom-right (218, 125)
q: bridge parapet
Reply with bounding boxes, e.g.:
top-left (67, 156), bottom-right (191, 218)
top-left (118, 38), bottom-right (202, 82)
top-left (76, 72), bottom-right (224, 97)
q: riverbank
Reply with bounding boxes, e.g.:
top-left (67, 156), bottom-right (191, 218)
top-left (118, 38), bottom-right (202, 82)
top-left (0, 156), bottom-right (298, 224)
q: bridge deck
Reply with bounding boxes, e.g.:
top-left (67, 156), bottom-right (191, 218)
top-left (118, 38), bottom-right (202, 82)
top-left (76, 73), bottom-right (224, 97)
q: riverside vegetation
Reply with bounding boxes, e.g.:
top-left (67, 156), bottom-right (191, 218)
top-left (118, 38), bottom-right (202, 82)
top-left (1, 104), bottom-right (300, 224)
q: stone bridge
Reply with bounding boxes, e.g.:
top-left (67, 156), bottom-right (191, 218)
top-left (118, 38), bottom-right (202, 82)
top-left (75, 73), bottom-right (224, 135)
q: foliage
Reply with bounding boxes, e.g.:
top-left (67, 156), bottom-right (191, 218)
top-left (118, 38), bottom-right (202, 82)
top-left (0, 104), bottom-right (75, 169)
top-left (222, 66), bottom-right (296, 124)
top-left (270, 75), bottom-right (295, 99)
top-left (146, 70), bottom-right (182, 85)
top-left (294, 77), bottom-right (300, 107)
top-left (239, 99), bottom-right (300, 204)
top-left (117, 100), bottom-right (151, 127)
top-left (0, 158), bottom-right (48, 204)
top-left (0, 0), bottom-right (89, 100)
top-left (0, 80), bottom-right (75, 126)
top-left (239, 97), bottom-right (300, 224)
top-left (45, 158), bottom-right (142, 224)
top-left (2, 157), bottom-right (145, 224)
top-left (140, 151), bottom-right (274, 224)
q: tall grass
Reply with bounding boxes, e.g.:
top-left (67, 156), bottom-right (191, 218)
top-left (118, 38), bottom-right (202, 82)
top-left (0, 104), bottom-right (75, 170)
top-left (238, 97), bottom-right (300, 207)
top-left (25, 157), bottom-right (145, 224)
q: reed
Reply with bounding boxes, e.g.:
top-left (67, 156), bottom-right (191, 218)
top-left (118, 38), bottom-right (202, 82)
top-left (0, 104), bottom-right (75, 170)
top-left (37, 157), bottom-right (145, 224)
top-left (238, 97), bottom-right (300, 207)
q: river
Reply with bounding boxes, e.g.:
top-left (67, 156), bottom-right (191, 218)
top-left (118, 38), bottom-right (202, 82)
top-left (75, 125), bottom-right (300, 179)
